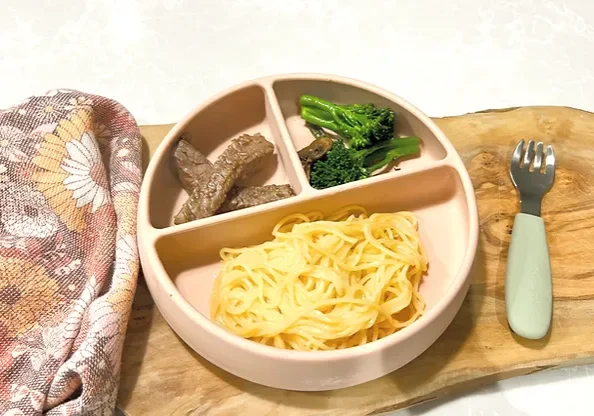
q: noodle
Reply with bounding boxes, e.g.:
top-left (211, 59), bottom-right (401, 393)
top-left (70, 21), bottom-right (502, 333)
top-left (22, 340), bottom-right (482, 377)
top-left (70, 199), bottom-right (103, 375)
top-left (209, 205), bottom-right (428, 351)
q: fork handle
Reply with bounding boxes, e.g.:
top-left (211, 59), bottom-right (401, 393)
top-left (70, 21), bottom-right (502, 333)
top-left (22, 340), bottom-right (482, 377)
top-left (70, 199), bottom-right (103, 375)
top-left (505, 213), bottom-right (553, 340)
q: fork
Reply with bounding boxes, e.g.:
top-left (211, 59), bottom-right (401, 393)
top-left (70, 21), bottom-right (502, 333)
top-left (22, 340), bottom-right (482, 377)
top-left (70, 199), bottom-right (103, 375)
top-left (505, 139), bottom-right (556, 340)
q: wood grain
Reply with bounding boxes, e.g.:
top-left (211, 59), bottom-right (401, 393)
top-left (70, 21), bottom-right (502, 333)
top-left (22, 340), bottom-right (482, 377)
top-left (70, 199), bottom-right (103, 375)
top-left (118, 106), bottom-right (594, 415)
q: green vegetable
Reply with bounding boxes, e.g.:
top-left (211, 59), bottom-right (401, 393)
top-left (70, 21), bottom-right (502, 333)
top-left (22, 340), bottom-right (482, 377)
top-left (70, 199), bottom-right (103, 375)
top-left (300, 95), bottom-right (395, 150)
top-left (310, 140), bottom-right (365, 189)
top-left (305, 122), bottom-right (328, 139)
top-left (310, 136), bottom-right (420, 189)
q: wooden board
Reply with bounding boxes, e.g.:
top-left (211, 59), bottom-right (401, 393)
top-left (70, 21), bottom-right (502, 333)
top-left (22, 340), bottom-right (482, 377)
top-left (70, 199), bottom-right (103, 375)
top-left (117, 106), bottom-right (594, 415)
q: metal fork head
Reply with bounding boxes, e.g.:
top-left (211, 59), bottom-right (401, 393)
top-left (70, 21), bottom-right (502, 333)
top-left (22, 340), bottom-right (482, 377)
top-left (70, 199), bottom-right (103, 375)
top-left (510, 139), bottom-right (556, 216)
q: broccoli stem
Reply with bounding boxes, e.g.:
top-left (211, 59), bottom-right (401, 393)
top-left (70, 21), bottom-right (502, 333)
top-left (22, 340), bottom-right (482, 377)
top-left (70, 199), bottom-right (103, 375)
top-left (300, 94), bottom-right (341, 115)
top-left (301, 95), bottom-right (361, 133)
top-left (301, 107), bottom-right (357, 150)
top-left (365, 144), bottom-right (420, 173)
top-left (300, 94), bottom-right (395, 150)
top-left (301, 107), bottom-right (341, 133)
top-left (301, 107), bottom-right (361, 143)
top-left (353, 136), bottom-right (420, 173)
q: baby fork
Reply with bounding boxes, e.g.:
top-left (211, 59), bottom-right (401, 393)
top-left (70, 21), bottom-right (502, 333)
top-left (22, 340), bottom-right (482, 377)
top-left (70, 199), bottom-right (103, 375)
top-left (506, 139), bottom-right (556, 340)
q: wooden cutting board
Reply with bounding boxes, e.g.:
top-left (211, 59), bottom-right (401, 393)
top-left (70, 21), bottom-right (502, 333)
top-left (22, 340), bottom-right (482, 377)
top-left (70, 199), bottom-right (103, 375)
top-left (117, 106), bottom-right (594, 415)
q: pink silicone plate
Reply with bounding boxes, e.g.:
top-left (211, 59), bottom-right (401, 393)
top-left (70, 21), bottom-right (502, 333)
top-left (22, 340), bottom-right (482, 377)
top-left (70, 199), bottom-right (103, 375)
top-left (137, 74), bottom-right (479, 391)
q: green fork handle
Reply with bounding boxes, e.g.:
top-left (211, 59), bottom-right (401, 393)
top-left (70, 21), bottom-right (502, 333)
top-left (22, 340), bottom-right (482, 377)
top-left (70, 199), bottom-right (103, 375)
top-left (505, 213), bottom-right (553, 340)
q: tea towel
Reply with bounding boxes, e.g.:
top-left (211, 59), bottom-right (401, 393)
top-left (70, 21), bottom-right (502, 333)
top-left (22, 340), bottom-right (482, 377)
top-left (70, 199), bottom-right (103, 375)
top-left (0, 90), bottom-right (142, 415)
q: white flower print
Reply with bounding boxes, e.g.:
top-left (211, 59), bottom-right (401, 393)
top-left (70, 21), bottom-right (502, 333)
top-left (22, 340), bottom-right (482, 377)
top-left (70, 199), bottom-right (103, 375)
top-left (9, 384), bottom-right (44, 411)
top-left (114, 235), bottom-right (138, 277)
top-left (61, 132), bottom-right (110, 213)
top-left (28, 98), bottom-right (68, 124)
top-left (64, 96), bottom-right (93, 111)
top-left (116, 148), bottom-right (129, 157)
top-left (122, 160), bottom-right (141, 177)
top-left (90, 300), bottom-right (121, 340)
top-left (0, 185), bottom-right (59, 238)
top-left (0, 126), bottom-right (28, 162)
top-left (12, 326), bottom-right (72, 372)
top-left (77, 339), bottom-right (98, 360)
top-left (113, 181), bottom-right (140, 193)
top-left (64, 275), bottom-right (99, 340)
top-left (118, 160), bottom-right (142, 190)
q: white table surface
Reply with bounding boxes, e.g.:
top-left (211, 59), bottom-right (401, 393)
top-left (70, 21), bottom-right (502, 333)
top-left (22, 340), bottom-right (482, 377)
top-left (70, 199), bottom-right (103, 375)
top-left (2, 1), bottom-right (594, 414)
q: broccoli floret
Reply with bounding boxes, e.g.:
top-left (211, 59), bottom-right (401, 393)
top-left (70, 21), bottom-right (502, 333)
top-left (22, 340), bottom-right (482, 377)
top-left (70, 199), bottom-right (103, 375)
top-left (310, 140), bottom-right (367, 189)
top-left (300, 95), bottom-right (395, 150)
top-left (310, 137), bottom-right (420, 190)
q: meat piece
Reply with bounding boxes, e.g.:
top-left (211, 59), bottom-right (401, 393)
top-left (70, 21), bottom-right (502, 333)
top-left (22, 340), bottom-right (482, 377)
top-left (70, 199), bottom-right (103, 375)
top-left (172, 136), bottom-right (294, 220)
top-left (173, 137), bottom-right (257, 191)
top-left (217, 184), bottom-right (295, 214)
top-left (297, 137), bottom-right (334, 180)
top-left (173, 138), bottom-right (213, 192)
top-left (174, 133), bottom-right (274, 224)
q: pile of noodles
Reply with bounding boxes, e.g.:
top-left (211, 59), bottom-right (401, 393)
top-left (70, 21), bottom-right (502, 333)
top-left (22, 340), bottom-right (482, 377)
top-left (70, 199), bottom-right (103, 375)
top-left (210, 205), bottom-right (428, 351)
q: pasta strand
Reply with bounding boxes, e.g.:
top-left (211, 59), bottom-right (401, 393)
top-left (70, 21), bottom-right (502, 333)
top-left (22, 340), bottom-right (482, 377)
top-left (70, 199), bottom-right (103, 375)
top-left (210, 205), bottom-right (428, 351)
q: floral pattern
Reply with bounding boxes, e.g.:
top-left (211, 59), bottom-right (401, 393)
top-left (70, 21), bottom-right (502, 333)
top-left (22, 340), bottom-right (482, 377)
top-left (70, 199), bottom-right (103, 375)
top-left (0, 257), bottom-right (60, 337)
top-left (31, 109), bottom-right (111, 233)
top-left (63, 131), bottom-right (110, 212)
top-left (0, 184), bottom-right (60, 238)
top-left (65, 96), bottom-right (93, 112)
top-left (29, 122), bottom-right (59, 142)
top-left (0, 90), bottom-right (142, 415)
top-left (11, 326), bottom-right (72, 372)
top-left (0, 126), bottom-right (28, 162)
top-left (94, 121), bottom-right (112, 152)
top-left (27, 97), bottom-right (69, 124)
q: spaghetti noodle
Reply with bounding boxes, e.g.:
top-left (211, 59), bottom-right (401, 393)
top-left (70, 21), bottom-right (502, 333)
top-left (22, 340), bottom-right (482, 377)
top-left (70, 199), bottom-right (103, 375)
top-left (210, 205), bottom-right (428, 351)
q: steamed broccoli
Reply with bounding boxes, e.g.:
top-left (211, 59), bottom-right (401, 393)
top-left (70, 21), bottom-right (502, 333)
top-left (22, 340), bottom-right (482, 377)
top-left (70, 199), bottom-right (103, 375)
top-left (300, 95), bottom-right (395, 150)
top-left (310, 136), bottom-right (420, 189)
top-left (310, 140), bottom-right (365, 189)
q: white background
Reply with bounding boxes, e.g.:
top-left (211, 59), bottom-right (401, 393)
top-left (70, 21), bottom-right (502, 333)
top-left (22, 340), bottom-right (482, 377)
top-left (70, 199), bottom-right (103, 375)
top-left (2, 0), bottom-right (594, 414)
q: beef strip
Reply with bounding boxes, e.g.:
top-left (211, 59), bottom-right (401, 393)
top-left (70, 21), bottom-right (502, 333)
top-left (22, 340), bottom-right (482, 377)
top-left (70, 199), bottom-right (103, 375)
top-left (172, 138), bottom-right (295, 219)
top-left (174, 133), bottom-right (274, 224)
top-left (217, 184), bottom-right (295, 214)
top-left (173, 137), bottom-right (213, 192)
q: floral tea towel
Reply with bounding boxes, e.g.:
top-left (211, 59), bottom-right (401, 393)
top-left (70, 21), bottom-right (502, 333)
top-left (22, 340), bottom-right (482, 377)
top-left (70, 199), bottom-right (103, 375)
top-left (0, 90), bottom-right (142, 415)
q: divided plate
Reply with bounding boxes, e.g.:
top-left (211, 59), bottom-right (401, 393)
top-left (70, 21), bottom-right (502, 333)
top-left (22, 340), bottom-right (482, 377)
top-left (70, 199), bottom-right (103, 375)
top-left (137, 74), bottom-right (479, 391)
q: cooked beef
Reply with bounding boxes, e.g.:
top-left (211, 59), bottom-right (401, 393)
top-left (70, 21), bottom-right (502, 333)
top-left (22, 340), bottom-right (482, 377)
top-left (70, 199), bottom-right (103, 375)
top-left (173, 138), bottom-right (213, 192)
top-left (217, 184), bottom-right (295, 214)
top-left (174, 133), bottom-right (274, 224)
top-left (297, 137), bottom-right (334, 179)
top-left (172, 136), bottom-right (295, 221)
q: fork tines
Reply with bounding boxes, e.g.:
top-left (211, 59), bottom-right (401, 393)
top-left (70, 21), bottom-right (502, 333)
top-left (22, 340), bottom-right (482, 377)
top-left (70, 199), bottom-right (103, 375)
top-left (512, 139), bottom-right (555, 174)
